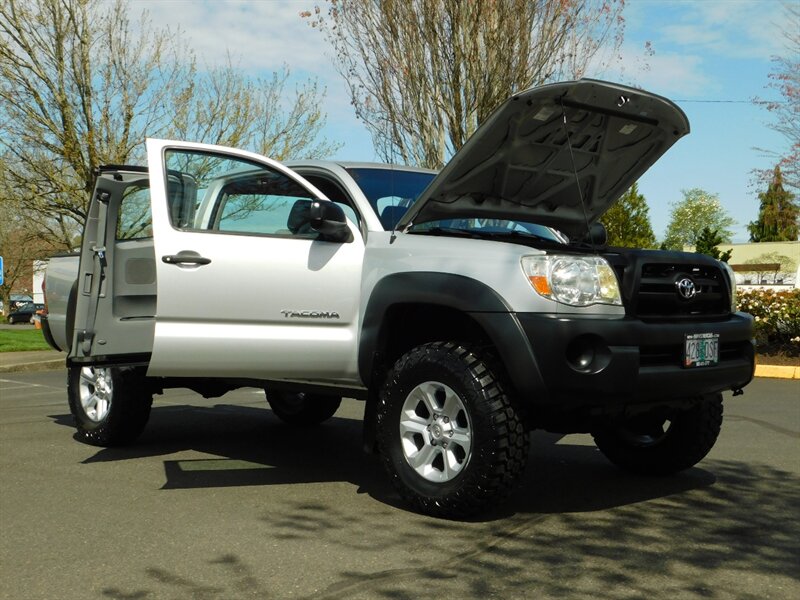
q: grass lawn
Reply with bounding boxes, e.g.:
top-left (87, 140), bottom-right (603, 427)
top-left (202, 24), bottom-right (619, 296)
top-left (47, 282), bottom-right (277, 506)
top-left (0, 328), bottom-right (53, 352)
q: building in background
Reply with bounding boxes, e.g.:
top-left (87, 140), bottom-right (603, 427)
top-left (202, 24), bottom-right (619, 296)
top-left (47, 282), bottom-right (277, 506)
top-left (687, 241), bottom-right (799, 289)
top-left (32, 260), bottom-right (46, 304)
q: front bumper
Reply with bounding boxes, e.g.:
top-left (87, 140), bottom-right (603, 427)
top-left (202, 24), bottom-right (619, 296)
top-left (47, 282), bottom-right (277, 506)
top-left (515, 311), bottom-right (754, 411)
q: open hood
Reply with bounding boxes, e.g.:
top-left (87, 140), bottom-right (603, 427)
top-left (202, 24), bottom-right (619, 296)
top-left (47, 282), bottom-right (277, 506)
top-left (397, 79), bottom-right (689, 238)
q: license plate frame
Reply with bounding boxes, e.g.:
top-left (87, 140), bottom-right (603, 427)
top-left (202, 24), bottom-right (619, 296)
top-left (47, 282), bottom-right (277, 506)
top-left (684, 333), bottom-right (720, 368)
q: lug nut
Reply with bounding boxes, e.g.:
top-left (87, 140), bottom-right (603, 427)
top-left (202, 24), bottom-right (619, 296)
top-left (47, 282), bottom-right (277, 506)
top-left (443, 416), bottom-right (449, 423)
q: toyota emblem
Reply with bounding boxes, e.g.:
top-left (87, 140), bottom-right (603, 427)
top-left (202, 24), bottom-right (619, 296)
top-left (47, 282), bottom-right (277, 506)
top-left (676, 277), bottom-right (697, 299)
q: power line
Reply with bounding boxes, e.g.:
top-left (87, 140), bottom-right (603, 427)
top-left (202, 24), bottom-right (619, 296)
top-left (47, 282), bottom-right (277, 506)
top-left (676, 99), bottom-right (789, 104)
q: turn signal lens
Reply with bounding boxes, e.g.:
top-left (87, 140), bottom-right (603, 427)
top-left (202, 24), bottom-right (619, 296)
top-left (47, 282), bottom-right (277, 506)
top-left (529, 275), bottom-right (551, 296)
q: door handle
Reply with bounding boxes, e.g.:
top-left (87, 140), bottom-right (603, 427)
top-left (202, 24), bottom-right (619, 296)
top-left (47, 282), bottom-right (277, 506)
top-left (162, 252), bottom-right (212, 266)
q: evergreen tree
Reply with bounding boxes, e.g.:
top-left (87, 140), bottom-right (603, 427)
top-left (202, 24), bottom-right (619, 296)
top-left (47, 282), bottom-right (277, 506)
top-left (601, 183), bottom-right (656, 248)
top-left (747, 166), bottom-right (799, 242)
top-left (694, 227), bottom-right (733, 262)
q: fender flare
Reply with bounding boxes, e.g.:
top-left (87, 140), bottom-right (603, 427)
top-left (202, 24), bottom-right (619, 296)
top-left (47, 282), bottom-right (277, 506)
top-left (358, 272), bottom-right (548, 400)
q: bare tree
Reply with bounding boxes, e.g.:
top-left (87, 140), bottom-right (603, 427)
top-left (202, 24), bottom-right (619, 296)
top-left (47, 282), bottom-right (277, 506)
top-left (0, 154), bottom-right (57, 314)
top-left (0, 0), bottom-right (338, 247)
top-left (755, 2), bottom-right (799, 192)
top-left (0, 219), bottom-right (50, 317)
top-left (168, 60), bottom-right (339, 161)
top-left (0, 0), bottom-right (188, 245)
top-left (304, 0), bottom-right (626, 168)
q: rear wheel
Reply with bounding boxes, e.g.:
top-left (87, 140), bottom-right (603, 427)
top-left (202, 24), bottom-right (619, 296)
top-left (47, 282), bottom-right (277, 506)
top-left (266, 390), bottom-right (341, 426)
top-left (592, 393), bottom-right (723, 475)
top-left (376, 342), bottom-right (528, 518)
top-left (67, 365), bottom-right (153, 446)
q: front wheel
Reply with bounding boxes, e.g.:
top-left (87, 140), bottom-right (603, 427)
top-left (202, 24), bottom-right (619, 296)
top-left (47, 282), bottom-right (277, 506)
top-left (376, 342), bottom-right (528, 518)
top-left (67, 365), bottom-right (153, 446)
top-left (592, 393), bottom-right (723, 475)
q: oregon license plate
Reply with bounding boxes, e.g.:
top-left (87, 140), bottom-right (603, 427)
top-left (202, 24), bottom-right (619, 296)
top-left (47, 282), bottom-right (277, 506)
top-left (684, 333), bottom-right (719, 368)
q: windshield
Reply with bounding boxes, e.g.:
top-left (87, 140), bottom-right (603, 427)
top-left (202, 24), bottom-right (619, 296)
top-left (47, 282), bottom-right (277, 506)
top-left (409, 218), bottom-right (566, 244)
top-left (346, 167), bottom-right (436, 230)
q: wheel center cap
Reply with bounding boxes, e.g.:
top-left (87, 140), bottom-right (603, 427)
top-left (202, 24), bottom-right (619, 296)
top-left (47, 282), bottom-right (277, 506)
top-left (431, 424), bottom-right (444, 439)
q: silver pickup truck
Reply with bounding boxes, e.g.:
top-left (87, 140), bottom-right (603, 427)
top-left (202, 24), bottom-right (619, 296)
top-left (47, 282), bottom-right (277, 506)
top-left (42, 80), bottom-right (754, 517)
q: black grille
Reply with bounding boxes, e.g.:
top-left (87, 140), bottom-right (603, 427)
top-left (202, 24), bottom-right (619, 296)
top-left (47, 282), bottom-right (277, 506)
top-left (635, 262), bottom-right (729, 319)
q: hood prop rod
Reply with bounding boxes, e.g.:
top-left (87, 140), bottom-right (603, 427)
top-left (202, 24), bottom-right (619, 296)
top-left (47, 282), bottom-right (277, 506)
top-left (559, 98), bottom-right (597, 254)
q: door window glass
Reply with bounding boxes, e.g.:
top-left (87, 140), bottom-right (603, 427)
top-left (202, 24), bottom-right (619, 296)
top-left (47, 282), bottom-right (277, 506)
top-left (163, 149), bottom-right (317, 237)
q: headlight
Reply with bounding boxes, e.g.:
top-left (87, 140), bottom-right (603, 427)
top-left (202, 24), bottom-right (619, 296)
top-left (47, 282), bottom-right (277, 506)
top-left (521, 255), bottom-right (622, 307)
top-left (720, 261), bottom-right (737, 311)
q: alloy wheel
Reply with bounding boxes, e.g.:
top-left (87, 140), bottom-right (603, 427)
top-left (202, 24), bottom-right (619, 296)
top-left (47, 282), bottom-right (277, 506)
top-left (398, 381), bottom-right (472, 483)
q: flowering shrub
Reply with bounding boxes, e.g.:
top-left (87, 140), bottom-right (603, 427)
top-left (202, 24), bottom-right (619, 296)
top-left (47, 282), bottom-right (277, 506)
top-left (737, 288), bottom-right (800, 351)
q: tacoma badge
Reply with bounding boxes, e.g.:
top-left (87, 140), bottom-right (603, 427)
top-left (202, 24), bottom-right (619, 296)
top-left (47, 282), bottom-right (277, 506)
top-left (281, 310), bottom-right (341, 319)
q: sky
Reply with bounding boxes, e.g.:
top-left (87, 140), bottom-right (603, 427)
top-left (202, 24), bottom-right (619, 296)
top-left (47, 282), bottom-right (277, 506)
top-left (134, 0), bottom-right (792, 243)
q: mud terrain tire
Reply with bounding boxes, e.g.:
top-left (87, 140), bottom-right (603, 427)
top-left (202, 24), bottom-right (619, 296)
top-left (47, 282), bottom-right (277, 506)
top-left (377, 342), bottom-right (528, 518)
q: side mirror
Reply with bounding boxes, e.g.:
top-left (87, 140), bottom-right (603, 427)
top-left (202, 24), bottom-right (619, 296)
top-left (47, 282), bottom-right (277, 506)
top-left (287, 199), bottom-right (354, 243)
top-left (310, 200), bottom-right (354, 243)
top-left (583, 222), bottom-right (607, 246)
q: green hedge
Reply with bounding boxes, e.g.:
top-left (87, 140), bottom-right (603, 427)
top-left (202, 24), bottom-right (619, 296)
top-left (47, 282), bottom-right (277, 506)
top-left (737, 288), bottom-right (800, 350)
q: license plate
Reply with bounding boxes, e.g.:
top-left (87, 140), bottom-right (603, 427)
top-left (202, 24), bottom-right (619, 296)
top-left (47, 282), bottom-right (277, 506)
top-left (684, 333), bottom-right (719, 368)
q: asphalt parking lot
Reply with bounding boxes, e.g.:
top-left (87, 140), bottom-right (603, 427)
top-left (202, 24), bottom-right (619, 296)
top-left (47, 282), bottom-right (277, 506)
top-left (1, 370), bottom-right (798, 600)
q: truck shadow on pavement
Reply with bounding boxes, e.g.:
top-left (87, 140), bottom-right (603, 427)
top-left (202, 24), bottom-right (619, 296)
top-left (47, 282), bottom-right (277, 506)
top-left (48, 402), bottom-right (800, 599)
top-left (58, 401), bottom-right (719, 516)
top-left (75, 402), bottom-right (391, 494)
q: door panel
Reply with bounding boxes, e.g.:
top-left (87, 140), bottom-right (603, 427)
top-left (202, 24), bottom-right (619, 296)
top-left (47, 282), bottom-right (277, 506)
top-left (145, 139), bottom-right (364, 382)
top-left (70, 170), bottom-right (156, 363)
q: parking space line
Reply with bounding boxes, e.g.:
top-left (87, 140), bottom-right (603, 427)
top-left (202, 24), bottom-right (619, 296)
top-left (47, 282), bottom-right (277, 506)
top-left (0, 378), bottom-right (63, 391)
top-left (1, 378), bottom-right (47, 388)
top-left (0, 400), bottom-right (66, 410)
top-left (5, 389), bottom-right (66, 399)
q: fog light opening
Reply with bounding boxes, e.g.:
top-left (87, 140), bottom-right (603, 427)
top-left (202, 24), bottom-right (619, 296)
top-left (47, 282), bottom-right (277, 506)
top-left (566, 335), bottom-right (611, 374)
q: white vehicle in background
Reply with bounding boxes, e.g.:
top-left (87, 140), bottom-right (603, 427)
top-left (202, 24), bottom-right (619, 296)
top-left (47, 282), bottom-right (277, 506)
top-left (42, 80), bottom-right (754, 518)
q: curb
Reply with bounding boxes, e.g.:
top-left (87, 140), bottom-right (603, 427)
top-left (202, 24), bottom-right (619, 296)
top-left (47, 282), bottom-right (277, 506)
top-left (0, 359), bottom-right (65, 374)
top-left (754, 364), bottom-right (800, 380)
